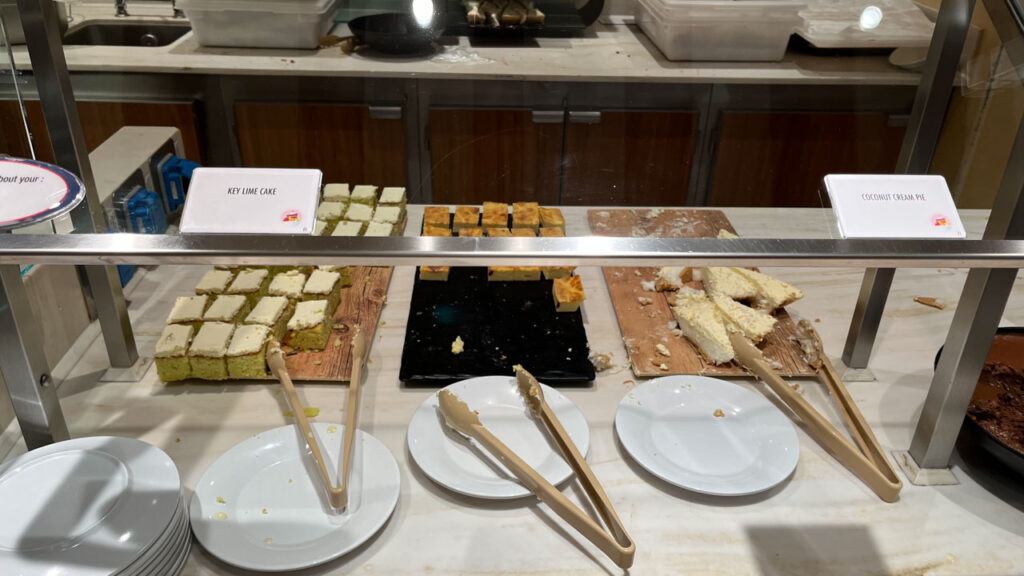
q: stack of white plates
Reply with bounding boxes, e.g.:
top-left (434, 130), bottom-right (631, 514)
top-left (0, 436), bottom-right (190, 576)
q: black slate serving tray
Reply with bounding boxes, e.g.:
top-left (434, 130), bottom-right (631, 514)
top-left (399, 265), bottom-right (595, 386)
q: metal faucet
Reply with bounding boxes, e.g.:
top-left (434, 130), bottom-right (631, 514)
top-left (114, 0), bottom-right (128, 17)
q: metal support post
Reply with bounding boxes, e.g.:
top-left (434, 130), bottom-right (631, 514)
top-left (0, 263), bottom-right (70, 449)
top-left (842, 0), bottom-right (975, 370)
top-left (905, 112), bottom-right (1024, 474)
top-left (16, 0), bottom-right (138, 369)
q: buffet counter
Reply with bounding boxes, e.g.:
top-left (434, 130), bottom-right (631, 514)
top-left (3, 207), bottom-right (1022, 575)
top-left (5, 3), bottom-right (921, 85)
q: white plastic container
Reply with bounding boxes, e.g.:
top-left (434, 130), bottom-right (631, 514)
top-left (635, 0), bottom-right (805, 62)
top-left (177, 0), bottom-right (339, 49)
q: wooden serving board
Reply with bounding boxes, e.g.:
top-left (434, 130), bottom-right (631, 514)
top-left (284, 265), bottom-right (391, 382)
top-left (587, 208), bottom-right (816, 378)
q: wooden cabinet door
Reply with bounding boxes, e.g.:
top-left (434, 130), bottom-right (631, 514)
top-left (0, 100), bottom-right (202, 163)
top-left (429, 108), bottom-right (562, 205)
top-left (709, 112), bottom-right (906, 207)
top-left (562, 110), bottom-right (698, 206)
top-left (235, 103), bottom-right (406, 186)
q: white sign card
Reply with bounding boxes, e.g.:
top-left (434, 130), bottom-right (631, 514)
top-left (180, 167), bottom-right (322, 235)
top-left (824, 174), bottom-right (966, 239)
top-left (0, 158), bottom-right (85, 231)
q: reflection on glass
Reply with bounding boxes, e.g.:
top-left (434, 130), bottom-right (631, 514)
top-left (412, 0), bottom-right (433, 27)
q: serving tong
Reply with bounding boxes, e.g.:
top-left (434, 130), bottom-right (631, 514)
top-left (437, 366), bottom-right (635, 569)
top-left (266, 327), bottom-right (369, 511)
top-left (729, 325), bottom-right (902, 502)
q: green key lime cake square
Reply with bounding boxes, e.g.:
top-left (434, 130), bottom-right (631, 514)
top-left (226, 324), bottom-right (272, 379)
top-left (188, 322), bottom-right (235, 380)
top-left (154, 324), bottom-right (193, 382)
top-left (284, 299), bottom-right (331, 350)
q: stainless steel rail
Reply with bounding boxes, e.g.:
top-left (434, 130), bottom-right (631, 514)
top-left (843, 0), bottom-right (976, 370)
top-left (2, 234), bottom-right (1024, 268)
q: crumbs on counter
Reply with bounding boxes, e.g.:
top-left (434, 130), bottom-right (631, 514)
top-left (713, 409), bottom-right (725, 418)
top-left (914, 297), bottom-right (945, 310)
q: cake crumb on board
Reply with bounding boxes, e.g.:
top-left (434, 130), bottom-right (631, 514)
top-left (914, 297), bottom-right (945, 310)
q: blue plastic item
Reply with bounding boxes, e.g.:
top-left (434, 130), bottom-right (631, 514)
top-left (160, 156), bottom-right (200, 214)
top-left (126, 188), bottom-right (168, 234)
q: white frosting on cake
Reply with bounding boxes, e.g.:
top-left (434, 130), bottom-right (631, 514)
top-left (155, 324), bottom-right (193, 358)
top-left (364, 222), bottom-right (393, 237)
top-left (228, 269), bottom-right (269, 293)
top-left (314, 220), bottom-right (328, 236)
top-left (190, 322), bottom-right (235, 357)
top-left (372, 205), bottom-right (402, 224)
top-left (268, 271), bottom-right (307, 298)
top-left (332, 221), bottom-right (363, 236)
top-left (351, 185), bottom-right (378, 202)
top-left (226, 324), bottom-right (270, 357)
top-left (379, 187), bottom-right (406, 204)
top-left (196, 269), bottom-right (233, 293)
top-left (245, 296), bottom-right (288, 325)
top-left (344, 203), bottom-right (374, 222)
top-left (288, 300), bottom-right (328, 331)
top-left (303, 269), bottom-right (340, 295)
top-left (204, 295), bottom-right (248, 321)
top-left (167, 295), bottom-right (208, 323)
top-left (316, 202), bottom-right (345, 221)
top-left (323, 183), bottom-right (350, 201)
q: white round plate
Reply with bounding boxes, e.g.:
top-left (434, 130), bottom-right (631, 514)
top-left (136, 506), bottom-right (190, 576)
top-left (123, 496), bottom-right (187, 576)
top-left (119, 495), bottom-right (184, 576)
top-left (0, 436), bottom-right (181, 576)
top-left (190, 424), bottom-right (400, 572)
top-left (615, 376), bottom-right (800, 496)
top-left (407, 376), bottom-right (590, 499)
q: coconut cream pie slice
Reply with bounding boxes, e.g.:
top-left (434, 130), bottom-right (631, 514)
top-left (731, 268), bottom-right (804, 313)
top-left (700, 267), bottom-right (758, 301)
top-left (711, 294), bottom-right (776, 343)
top-left (671, 294), bottom-right (734, 365)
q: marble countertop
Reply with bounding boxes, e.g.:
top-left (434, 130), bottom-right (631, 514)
top-left (5, 3), bottom-right (922, 85)
top-left (3, 206), bottom-right (1023, 575)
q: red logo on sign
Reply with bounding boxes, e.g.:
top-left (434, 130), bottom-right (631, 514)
top-left (933, 215), bottom-right (950, 227)
top-left (281, 210), bottom-right (302, 223)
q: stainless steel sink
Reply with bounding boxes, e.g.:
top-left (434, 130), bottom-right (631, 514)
top-left (63, 22), bottom-right (191, 47)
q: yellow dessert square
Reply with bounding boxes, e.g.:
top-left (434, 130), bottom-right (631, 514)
top-left (511, 228), bottom-right (536, 237)
top-left (419, 266), bottom-right (450, 281)
top-left (539, 207), bottom-right (565, 231)
top-left (553, 276), bottom-right (585, 312)
top-left (482, 202), bottom-right (508, 228)
top-left (515, 267), bottom-right (542, 281)
top-left (424, 206), bottom-right (451, 229)
top-left (453, 206), bottom-right (481, 231)
top-left (538, 227), bottom-right (574, 278)
top-left (512, 202), bottom-right (540, 229)
top-left (487, 266), bottom-right (517, 282)
top-left (458, 227), bottom-right (484, 237)
top-left (166, 295), bottom-right (209, 331)
top-left (486, 227), bottom-right (512, 237)
top-left (423, 226), bottom-right (452, 237)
